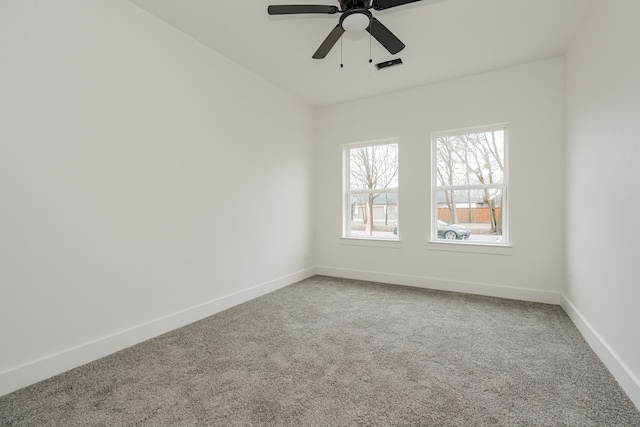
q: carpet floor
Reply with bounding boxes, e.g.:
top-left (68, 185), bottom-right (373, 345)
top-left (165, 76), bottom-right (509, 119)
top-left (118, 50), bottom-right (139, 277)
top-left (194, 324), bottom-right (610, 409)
top-left (1, 275), bottom-right (639, 426)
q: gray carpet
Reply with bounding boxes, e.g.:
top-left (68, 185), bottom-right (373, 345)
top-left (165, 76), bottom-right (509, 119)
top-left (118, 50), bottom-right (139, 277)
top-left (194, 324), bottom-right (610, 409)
top-left (1, 275), bottom-right (639, 426)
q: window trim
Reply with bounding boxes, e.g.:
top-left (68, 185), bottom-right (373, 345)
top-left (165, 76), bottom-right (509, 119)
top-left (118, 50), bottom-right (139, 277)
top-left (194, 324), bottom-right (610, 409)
top-left (430, 124), bottom-right (510, 247)
top-left (343, 138), bottom-right (399, 242)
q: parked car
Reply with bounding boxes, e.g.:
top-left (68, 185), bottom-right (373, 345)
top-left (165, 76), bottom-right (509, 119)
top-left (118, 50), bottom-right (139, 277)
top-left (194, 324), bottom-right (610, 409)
top-left (438, 220), bottom-right (471, 240)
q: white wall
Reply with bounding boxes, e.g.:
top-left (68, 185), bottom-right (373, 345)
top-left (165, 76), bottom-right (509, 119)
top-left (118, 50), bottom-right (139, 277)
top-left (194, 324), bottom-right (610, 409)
top-left (315, 58), bottom-right (565, 303)
top-left (563, 0), bottom-right (640, 408)
top-left (0, 0), bottom-right (315, 395)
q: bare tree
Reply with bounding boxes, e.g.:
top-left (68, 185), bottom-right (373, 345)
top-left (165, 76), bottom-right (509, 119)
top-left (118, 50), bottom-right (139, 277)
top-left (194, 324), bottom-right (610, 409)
top-left (350, 144), bottom-right (398, 236)
top-left (436, 131), bottom-right (504, 234)
top-left (435, 138), bottom-right (459, 223)
top-left (455, 132), bottom-right (504, 233)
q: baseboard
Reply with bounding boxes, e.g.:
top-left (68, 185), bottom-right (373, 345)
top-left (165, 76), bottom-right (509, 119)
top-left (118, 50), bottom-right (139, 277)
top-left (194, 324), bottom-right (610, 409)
top-left (560, 295), bottom-right (640, 411)
top-left (317, 267), bottom-right (639, 409)
top-left (316, 266), bottom-right (561, 305)
top-left (0, 267), bottom-right (317, 398)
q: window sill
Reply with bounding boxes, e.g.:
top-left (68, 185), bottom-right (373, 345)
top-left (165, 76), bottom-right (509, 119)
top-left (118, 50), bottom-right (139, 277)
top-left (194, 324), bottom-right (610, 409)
top-left (428, 241), bottom-right (512, 255)
top-left (340, 237), bottom-right (402, 249)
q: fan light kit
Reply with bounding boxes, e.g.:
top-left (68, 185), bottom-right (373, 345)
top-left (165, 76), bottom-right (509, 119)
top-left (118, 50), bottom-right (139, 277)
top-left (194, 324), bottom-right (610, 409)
top-left (341, 12), bottom-right (371, 32)
top-left (268, 0), bottom-right (444, 62)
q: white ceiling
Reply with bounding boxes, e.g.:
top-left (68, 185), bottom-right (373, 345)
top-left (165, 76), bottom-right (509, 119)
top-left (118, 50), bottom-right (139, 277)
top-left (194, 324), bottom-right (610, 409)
top-left (128, 0), bottom-right (591, 107)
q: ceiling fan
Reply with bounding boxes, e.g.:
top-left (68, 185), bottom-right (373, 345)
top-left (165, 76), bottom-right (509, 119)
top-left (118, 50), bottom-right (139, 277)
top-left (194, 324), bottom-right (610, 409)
top-left (267, 0), bottom-right (443, 59)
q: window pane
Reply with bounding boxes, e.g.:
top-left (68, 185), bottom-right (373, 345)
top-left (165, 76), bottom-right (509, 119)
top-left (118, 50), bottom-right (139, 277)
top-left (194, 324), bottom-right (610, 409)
top-left (435, 189), bottom-right (504, 243)
top-left (348, 192), bottom-right (398, 239)
top-left (350, 144), bottom-right (398, 191)
top-left (436, 130), bottom-right (504, 186)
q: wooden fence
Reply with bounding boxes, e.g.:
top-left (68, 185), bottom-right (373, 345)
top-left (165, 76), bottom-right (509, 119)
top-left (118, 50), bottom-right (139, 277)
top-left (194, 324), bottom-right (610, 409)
top-left (438, 207), bottom-right (501, 223)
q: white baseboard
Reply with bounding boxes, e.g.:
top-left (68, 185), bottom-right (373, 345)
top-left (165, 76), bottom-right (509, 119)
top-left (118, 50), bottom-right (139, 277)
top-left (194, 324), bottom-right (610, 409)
top-left (560, 295), bottom-right (640, 411)
top-left (318, 267), bottom-right (639, 409)
top-left (317, 266), bottom-right (561, 305)
top-left (7, 267), bottom-right (637, 414)
top-left (0, 267), bottom-right (316, 398)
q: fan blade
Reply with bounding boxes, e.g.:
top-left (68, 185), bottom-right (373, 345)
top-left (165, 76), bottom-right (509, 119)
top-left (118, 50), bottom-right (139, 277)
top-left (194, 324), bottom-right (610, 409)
top-left (268, 5), bottom-right (339, 15)
top-left (373, 0), bottom-right (442, 11)
top-left (312, 24), bottom-right (345, 59)
top-left (367, 18), bottom-right (405, 54)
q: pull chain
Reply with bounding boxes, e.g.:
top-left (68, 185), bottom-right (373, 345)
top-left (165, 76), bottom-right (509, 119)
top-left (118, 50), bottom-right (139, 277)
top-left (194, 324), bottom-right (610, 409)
top-left (339, 29), bottom-right (374, 67)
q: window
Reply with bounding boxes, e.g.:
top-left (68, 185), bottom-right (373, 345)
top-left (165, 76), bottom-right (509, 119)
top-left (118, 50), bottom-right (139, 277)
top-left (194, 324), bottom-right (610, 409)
top-left (432, 125), bottom-right (508, 245)
top-left (344, 140), bottom-right (398, 240)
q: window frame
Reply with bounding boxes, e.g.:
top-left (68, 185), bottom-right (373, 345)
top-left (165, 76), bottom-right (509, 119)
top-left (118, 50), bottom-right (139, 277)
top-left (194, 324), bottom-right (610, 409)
top-left (343, 138), bottom-right (399, 242)
top-left (430, 124), bottom-right (509, 247)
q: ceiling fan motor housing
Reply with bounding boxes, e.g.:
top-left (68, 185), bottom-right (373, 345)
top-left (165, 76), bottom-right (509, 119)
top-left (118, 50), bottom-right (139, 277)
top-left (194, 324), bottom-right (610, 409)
top-left (340, 0), bottom-right (371, 10)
